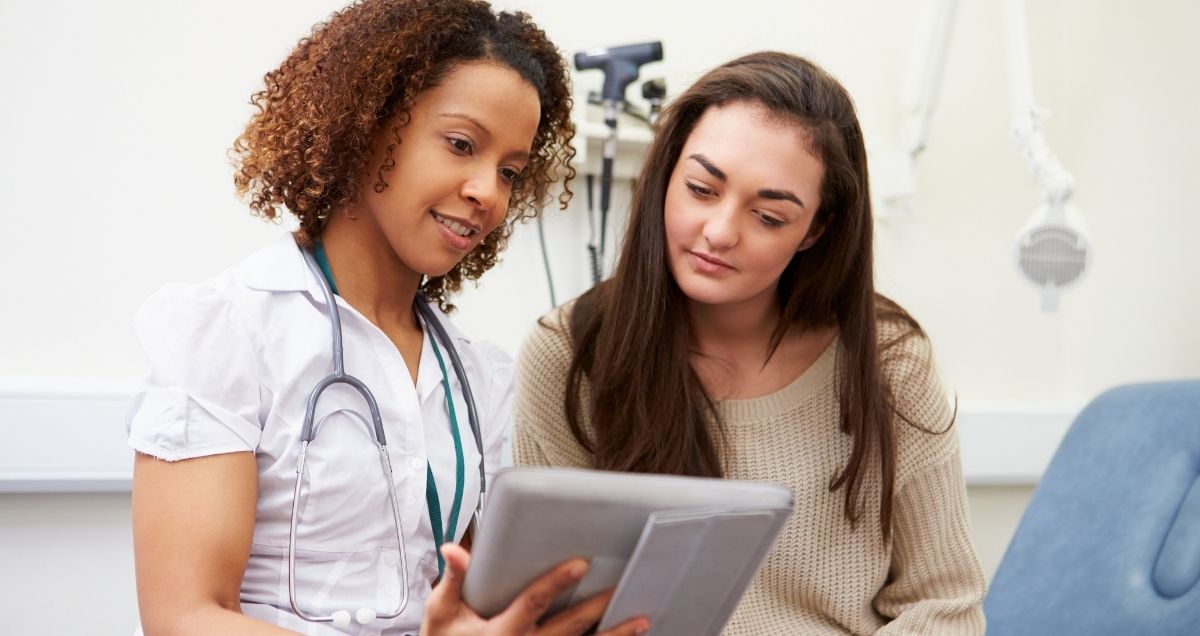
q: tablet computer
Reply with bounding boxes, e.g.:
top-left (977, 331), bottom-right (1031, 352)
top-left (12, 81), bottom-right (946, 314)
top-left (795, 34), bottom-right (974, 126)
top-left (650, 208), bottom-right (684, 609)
top-left (461, 467), bottom-right (793, 635)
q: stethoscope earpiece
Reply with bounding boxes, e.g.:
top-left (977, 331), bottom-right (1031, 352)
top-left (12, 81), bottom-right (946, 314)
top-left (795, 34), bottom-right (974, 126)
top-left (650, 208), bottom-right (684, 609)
top-left (356, 607), bottom-right (378, 624)
top-left (329, 607), bottom-right (377, 627)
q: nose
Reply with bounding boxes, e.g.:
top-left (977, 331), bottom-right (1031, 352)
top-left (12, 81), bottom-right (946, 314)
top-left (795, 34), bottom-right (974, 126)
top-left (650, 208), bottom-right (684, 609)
top-left (461, 167), bottom-right (499, 213)
top-left (703, 203), bottom-right (740, 250)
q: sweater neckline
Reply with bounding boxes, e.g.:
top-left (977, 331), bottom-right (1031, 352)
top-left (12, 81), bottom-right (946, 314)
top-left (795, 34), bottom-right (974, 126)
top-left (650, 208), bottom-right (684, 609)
top-left (713, 336), bottom-right (839, 422)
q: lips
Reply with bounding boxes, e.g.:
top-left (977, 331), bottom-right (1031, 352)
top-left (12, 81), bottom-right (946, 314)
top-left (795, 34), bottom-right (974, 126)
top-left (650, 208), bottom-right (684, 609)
top-left (430, 209), bottom-right (481, 252)
top-left (430, 209), bottom-right (480, 237)
top-left (689, 250), bottom-right (734, 270)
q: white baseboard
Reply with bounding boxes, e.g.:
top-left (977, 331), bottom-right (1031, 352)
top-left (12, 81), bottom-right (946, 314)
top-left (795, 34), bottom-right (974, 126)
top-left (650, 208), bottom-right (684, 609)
top-left (0, 377), bottom-right (1080, 492)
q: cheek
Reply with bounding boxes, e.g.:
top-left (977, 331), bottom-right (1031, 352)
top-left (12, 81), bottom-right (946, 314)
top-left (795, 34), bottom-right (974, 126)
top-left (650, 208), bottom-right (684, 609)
top-left (749, 238), bottom-right (803, 277)
top-left (662, 189), bottom-right (693, 250)
top-left (484, 207), bottom-right (508, 235)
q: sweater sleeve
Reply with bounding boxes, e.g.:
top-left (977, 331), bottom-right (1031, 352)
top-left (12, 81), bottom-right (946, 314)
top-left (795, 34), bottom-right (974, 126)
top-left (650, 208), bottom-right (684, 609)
top-left (873, 443), bottom-right (987, 635)
top-left (872, 323), bottom-right (987, 634)
top-left (512, 307), bottom-right (593, 469)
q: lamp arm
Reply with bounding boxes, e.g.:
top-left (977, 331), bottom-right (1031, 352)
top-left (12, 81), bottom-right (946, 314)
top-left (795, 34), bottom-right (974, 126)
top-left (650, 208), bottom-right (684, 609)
top-left (1005, 0), bottom-right (1075, 208)
top-left (901, 0), bottom-right (960, 158)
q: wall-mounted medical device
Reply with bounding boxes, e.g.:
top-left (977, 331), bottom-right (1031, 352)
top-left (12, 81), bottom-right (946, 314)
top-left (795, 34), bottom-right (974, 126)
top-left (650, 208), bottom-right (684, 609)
top-left (1005, 0), bottom-right (1089, 311)
top-left (574, 41), bottom-right (664, 285)
top-left (878, 0), bottom-right (1087, 311)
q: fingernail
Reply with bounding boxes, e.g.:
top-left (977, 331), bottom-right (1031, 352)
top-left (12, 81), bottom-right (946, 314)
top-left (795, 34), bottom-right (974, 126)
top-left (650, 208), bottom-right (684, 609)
top-left (568, 560), bottom-right (588, 579)
top-left (635, 621), bottom-right (650, 635)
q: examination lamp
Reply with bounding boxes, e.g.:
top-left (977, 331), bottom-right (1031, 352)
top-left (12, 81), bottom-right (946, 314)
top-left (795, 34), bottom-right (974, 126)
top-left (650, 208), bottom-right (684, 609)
top-left (1005, 0), bottom-right (1089, 311)
top-left (877, 0), bottom-right (1087, 312)
top-left (574, 41), bottom-right (664, 285)
top-left (574, 42), bottom-right (663, 105)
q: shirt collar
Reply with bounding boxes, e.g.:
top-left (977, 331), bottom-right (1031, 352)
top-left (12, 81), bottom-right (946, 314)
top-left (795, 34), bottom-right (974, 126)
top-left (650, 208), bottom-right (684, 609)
top-left (239, 234), bottom-right (475, 403)
top-left (238, 233), bottom-right (324, 297)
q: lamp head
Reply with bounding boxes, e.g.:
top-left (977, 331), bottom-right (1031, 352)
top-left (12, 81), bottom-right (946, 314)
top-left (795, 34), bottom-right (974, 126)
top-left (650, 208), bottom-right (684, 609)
top-left (574, 41), bottom-right (663, 104)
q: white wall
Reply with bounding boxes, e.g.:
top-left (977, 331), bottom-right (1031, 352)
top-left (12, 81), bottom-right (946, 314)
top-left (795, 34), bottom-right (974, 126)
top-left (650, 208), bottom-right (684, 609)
top-left (2, 0), bottom-right (1197, 632)
top-left (8, 0), bottom-right (1198, 391)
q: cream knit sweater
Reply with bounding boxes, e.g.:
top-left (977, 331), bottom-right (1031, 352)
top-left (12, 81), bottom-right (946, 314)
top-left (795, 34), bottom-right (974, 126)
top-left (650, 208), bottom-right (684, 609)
top-left (512, 305), bottom-right (986, 635)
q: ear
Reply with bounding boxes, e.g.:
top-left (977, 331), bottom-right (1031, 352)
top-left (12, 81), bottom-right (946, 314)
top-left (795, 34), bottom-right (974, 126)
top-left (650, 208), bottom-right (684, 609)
top-left (796, 222), bottom-right (826, 252)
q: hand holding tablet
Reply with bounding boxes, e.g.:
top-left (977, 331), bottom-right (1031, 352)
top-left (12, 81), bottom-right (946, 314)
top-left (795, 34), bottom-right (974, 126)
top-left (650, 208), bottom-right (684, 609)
top-left (460, 468), bottom-right (794, 636)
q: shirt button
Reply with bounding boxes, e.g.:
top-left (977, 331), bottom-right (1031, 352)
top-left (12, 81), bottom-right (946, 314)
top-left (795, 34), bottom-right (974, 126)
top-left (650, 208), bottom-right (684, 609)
top-left (383, 550), bottom-right (399, 567)
top-left (409, 457), bottom-right (423, 472)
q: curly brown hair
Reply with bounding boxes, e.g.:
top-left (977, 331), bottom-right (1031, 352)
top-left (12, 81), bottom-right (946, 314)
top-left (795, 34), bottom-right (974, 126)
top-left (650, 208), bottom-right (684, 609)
top-left (231, 0), bottom-right (575, 309)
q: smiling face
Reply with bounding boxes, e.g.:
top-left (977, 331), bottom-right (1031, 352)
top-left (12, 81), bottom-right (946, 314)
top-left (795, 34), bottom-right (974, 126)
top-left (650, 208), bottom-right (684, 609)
top-left (664, 101), bottom-right (826, 311)
top-left (359, 60), bottom-right (541, 278)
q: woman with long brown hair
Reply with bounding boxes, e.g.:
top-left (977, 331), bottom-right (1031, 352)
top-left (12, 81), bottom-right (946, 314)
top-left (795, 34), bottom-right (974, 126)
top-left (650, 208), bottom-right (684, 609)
top-left (126, 1), bottom-right (648, 634)
top-left (515, 51), bottom-right (986, 634)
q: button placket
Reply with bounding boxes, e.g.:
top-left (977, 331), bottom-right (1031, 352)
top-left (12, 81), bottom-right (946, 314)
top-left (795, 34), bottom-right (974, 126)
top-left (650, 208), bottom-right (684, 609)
top-left (354, 314), bottom-right (427, 544)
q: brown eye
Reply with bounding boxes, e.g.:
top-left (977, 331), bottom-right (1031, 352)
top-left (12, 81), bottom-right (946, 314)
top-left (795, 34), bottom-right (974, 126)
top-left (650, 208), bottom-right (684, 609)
top-left (500, 167), bottom-right (523, 186)
top-left (446, 136), bottom-right (473, 154)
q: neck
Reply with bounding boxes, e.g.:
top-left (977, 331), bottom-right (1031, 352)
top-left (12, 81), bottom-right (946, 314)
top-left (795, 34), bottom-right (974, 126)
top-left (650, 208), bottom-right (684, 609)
top-left (319, 211), bottom-right (421, 330)
top-left (687, 290), bottom-right (780, 364)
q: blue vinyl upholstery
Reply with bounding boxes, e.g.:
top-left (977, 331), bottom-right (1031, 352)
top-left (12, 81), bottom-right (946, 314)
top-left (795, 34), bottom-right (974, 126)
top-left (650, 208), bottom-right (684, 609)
top-left (985, 381), bottom-right (1200, 634)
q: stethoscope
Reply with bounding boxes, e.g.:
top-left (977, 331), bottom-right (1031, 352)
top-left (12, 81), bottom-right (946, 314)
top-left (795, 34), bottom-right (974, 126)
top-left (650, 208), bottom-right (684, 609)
top-left (288, 243), bottom-right (486, 628)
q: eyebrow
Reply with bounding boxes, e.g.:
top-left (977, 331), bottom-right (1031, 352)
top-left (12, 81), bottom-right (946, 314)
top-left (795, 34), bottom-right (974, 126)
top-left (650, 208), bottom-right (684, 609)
top-left (758, 188), bottom-right (806, 210)
top-left (438, 112), bottom-right (492, 138)
top-left (687, 153), bottom-right (806, 209)
top-left (688, 154), bottom-right (726, 181)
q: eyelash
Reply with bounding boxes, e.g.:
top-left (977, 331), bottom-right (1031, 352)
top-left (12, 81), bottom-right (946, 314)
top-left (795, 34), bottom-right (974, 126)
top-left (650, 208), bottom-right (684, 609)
top-left (755, 211), bottom-right (785, 229)
top-left (500, 168), bottom-right (522, 186)
top-left (446, 135), bottom-right (522, 186)
top-left (686, 181), bottom-right (785, 229)
top-left (685, 181), bottom-right (714, 198)
top-left (446, 135), bottom-right (474, 155)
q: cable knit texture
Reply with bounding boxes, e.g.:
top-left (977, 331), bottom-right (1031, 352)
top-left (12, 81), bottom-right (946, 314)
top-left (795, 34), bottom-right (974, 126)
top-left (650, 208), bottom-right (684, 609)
top-left (513, 304), bottom-right (986, 635)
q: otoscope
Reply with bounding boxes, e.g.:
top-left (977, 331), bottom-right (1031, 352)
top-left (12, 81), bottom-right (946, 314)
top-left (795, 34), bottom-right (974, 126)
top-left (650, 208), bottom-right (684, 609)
top-left (574, 41), bottom-right (663, 284)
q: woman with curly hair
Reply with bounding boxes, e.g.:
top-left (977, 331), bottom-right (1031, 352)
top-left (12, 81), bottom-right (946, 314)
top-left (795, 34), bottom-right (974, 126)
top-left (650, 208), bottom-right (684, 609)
top-left (514, 52), bottom-right (986, 634)
top-left (126, 1), bottom-right (647, 635)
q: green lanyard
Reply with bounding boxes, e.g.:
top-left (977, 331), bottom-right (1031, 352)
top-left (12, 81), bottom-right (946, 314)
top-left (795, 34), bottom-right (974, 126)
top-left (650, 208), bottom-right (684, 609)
top-left (313, 243), bottom-right (465, 578)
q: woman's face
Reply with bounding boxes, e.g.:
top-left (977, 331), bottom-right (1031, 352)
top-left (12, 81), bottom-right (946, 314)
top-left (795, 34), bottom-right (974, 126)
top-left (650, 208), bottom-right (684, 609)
top-left (664, 101), bottom-right (825, 311)
top-left (361, 61), bottom-right (541, 278)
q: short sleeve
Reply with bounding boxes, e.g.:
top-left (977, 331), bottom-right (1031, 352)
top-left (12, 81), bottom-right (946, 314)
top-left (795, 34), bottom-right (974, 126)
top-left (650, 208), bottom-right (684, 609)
top-left (125, 283), bottom-right (264, 461)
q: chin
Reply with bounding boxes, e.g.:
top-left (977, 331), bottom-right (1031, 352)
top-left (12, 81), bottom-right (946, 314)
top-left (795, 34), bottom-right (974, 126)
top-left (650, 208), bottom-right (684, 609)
top-left (422, 262), bottom-right (461, 279)
top-left (407, 248), bottom-right (470, 280)
top-left (675, 275), bottom-right (740, 306)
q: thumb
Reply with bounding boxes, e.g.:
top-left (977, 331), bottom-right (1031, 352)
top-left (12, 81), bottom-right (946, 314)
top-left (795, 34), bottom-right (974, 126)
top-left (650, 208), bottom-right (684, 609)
top-left (435, 543), bottom-right (471, 604)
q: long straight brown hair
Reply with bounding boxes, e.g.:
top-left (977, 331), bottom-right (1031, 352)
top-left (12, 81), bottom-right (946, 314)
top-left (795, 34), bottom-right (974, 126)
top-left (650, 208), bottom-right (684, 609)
top-left (564, 51), bottom-right (925, 540)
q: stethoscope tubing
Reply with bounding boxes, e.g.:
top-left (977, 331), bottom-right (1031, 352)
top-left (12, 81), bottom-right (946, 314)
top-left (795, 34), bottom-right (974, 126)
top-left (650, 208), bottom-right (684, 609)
top-left (286, 244), bottom-right (485, 625)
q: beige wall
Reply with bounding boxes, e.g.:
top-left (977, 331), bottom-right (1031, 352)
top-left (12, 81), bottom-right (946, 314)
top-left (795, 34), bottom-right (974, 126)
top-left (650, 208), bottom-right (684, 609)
top-left (967, 486), bottom-right (1035, 580)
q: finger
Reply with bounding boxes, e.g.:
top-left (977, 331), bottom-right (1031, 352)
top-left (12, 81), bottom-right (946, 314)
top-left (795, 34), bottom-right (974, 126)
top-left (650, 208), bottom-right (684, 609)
top-left (534, 588), bottom-right (612, 636)
top-left (424, 542), bottom-right (472, 625)
top-left (594, 616), bottom-right (651, 636)
top-left (491, 558), bottom-right (588, 633)
top-left (434, 543), bottom-right (471, 606)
